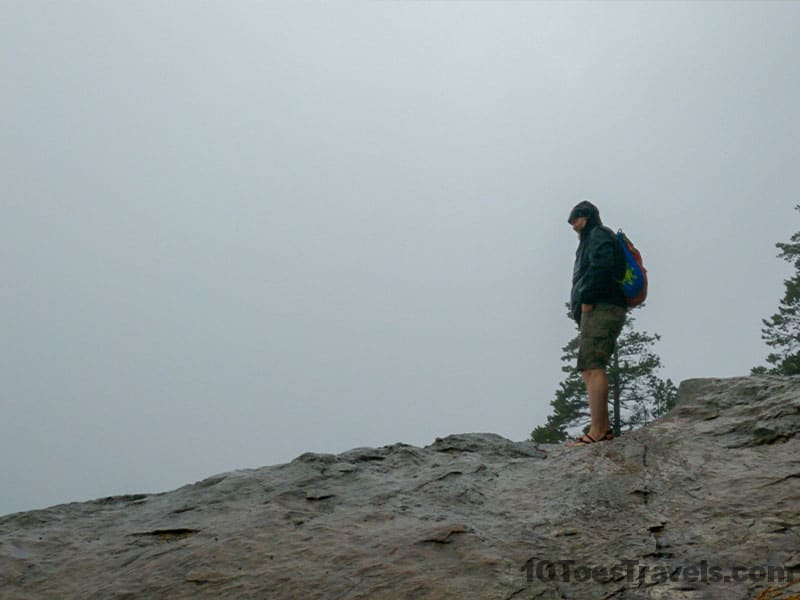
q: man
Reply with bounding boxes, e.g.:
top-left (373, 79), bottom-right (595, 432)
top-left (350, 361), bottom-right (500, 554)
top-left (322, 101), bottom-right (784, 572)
top-left (565, 201), bottom-right (628, 446)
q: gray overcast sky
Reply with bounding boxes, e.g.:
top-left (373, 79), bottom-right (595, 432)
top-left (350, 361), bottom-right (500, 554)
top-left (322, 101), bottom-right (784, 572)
top-left (2, 1), bottom-right (800, 516)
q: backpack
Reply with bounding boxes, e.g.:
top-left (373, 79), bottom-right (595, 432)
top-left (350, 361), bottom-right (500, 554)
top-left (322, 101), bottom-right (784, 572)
top-left (616, 229), bottom-right (648, 307)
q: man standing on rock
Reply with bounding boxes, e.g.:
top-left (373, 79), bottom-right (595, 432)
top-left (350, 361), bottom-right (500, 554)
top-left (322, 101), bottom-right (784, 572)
top-left (565, 201), bottom-right (628, 446)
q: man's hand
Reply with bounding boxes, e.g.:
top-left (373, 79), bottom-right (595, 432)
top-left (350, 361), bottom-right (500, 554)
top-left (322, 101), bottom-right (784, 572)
top-left (581, 303), bottom-right (595, 313)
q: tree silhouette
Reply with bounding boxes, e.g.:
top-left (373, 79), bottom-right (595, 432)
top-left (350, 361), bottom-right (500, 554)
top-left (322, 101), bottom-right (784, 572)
top-left (753, 205), bottom-right (800, 375)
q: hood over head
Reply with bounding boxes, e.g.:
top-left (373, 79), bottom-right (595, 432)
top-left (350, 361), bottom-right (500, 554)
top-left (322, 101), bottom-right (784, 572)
top-left (568, 201), bottom-right (602, 232)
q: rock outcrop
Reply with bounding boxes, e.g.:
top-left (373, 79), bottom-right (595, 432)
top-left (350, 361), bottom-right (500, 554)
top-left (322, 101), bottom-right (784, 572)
top-left (1, 376), bottom-right (799, 599)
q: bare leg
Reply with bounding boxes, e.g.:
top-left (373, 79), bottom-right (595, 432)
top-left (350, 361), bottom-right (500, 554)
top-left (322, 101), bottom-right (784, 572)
top-left (581, 368), bottom-right (611, 439)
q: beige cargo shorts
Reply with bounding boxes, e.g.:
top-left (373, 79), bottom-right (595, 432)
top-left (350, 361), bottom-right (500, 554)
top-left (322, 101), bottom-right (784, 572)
top-left (577, 303), bottom-right (627, 371)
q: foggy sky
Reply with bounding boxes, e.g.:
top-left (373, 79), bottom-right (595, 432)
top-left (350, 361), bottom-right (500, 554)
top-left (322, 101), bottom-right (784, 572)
top-left (2, 1), bottom-right (800, 516)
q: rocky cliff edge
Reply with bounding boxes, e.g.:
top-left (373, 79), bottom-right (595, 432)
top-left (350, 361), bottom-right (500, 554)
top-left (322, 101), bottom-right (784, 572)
top-left (1, 376), bottom-right (799, 599)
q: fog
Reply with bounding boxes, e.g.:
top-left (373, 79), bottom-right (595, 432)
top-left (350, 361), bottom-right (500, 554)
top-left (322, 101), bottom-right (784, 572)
top-left (2, 1), bottom-right (799, 515)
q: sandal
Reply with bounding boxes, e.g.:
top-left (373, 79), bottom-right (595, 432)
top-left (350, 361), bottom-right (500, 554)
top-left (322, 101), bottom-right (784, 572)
top-left (566, 429), bottom-right (614, 446)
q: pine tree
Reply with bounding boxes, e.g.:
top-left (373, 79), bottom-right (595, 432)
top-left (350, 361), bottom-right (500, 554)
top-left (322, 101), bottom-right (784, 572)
top-left (531, 312), bottom-right (677, 443)
top-left (753, 205), bottom-right (800, 376)
top-left (530, 334), bottom-right (586, 443)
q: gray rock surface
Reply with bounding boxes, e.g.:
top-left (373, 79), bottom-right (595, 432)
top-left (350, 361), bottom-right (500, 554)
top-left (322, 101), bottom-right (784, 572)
top-left (1, 376), bottom-right (799, 599)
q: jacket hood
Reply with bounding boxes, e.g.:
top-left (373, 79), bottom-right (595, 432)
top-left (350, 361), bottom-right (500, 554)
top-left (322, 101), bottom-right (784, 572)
top-left (568, 201), bottom-right (602, 235)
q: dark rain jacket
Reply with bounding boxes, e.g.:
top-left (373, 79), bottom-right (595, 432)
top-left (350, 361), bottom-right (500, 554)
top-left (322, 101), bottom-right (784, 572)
top-left (570, 215), bottom-right (627, 324)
